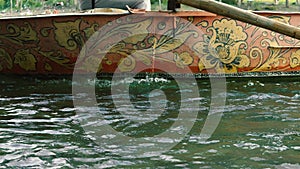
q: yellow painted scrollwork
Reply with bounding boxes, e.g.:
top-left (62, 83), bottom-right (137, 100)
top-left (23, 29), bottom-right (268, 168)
top-left (290, 49), bottom-right (300, 68)
top-left (0, 22), bottom-right (38, 45)
top-left (83, 23), bottom-right (99, 39)
top-left (174, 52), bottom-right (193, 68)
top-left (114, 18), bottom-right (198, 72)
top-left (81, 55), bottom-right (102, 72)
top-left (118, 55), bottom-right (136, 72)
top-left (95, 19), bottom-right (153, 72)
top-left (54, 19), bottom-right (84, 51)
top-left (38, 50), bottom-right (72, 69)
top-left (251, 38), bottom-right (288, 71)
top-left (44, 62), bottom-right (53, 71)
top-left (155, 19), bottom-right (197, 55)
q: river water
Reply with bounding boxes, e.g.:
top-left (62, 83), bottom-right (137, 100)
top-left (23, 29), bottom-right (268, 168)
top-left (0, 75), bottom-right (299, 168)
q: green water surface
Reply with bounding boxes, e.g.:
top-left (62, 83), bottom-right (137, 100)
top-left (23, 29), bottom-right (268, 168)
top-left (0, 75), bottom-right (299, 168)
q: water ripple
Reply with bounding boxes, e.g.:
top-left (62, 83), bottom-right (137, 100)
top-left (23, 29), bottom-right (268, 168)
top-left (0, 76), bottom-right (300, 168)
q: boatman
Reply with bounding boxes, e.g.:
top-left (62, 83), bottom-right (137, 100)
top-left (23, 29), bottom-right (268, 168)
top-left (79, 0), bottom-right (151, 11)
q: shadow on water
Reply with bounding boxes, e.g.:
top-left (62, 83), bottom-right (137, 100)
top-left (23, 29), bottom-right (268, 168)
top-left (0, 75), bottom-right (299, 168)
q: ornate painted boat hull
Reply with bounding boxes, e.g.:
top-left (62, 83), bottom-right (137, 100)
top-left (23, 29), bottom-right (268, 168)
top-left (1, 11), bottom-right (300, 77)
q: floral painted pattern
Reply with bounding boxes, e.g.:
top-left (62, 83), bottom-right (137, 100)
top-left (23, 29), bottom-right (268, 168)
top-left (194, 19), bottom-right (250, 73)
top-left (0, 22), bottom-right (38, 45)
top-left (1, 13), bottom-right (300, 75)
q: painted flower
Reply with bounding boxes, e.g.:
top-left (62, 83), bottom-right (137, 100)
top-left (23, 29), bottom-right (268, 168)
top-left (14, 49), bottom-right (37, 71)
top-left (194, 19), bottom-right (250, 73)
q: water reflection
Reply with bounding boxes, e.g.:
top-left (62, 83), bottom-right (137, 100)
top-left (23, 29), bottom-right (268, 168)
top-left (0, 75), bottom-right (299, 168)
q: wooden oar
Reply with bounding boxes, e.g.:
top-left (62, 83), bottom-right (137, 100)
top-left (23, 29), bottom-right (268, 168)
top-left (177, 0), bottom-right (300, 40)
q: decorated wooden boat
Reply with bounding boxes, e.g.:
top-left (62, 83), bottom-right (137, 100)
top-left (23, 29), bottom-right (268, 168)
top-left (1, 0), bottom-right (300, 77)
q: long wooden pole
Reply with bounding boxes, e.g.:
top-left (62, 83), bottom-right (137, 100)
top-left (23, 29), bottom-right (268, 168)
top-left (178, 0), bottom-right (300, 40)
top-left (10, 0), bottom-right (12, 14)
top-left (20, 0), bottom-right (22, 12)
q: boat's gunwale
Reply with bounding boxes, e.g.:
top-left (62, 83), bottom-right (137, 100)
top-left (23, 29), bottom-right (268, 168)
top-left (0, 10), bottom-right (300, 20)
top-left (0, 12), bottom-right (129, 20)
top-left (0, 10), bottom-right (217, 20)
top-left (1, 10), bottom-right (300, 20)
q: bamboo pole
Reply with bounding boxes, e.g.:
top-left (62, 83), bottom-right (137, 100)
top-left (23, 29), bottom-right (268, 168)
top-left (20, 0), bottom-right (22, 12)
top-left (10, 0), bottom-right (12, 14)
top-left (178, 0), bottom-right (300, 40)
